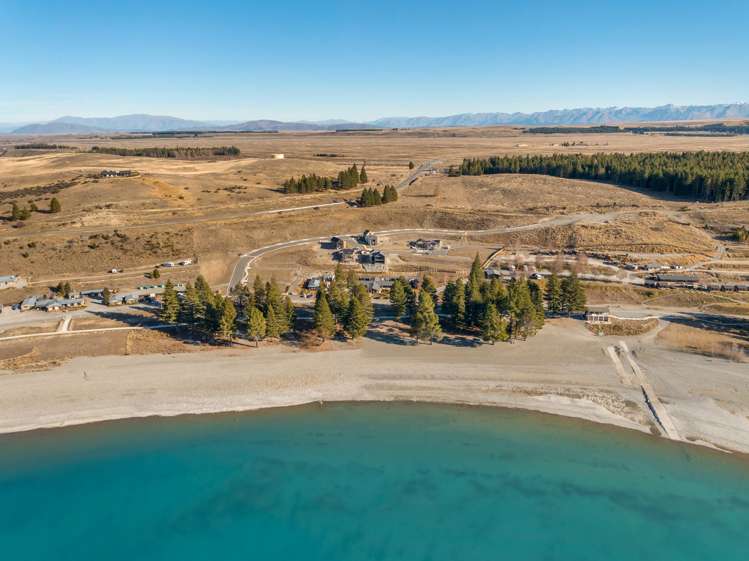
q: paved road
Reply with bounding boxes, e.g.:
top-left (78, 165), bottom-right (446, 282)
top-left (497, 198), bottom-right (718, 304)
top-left (226, 160), bottom-right (443, 291)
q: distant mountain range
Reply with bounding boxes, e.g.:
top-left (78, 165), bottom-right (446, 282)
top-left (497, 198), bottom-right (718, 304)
top-left (369, 103), bottom-right (749, 128)
top-left (8, 103), bottom-right (749, 134)
top-left (11, 114), bottom-right (239, 135)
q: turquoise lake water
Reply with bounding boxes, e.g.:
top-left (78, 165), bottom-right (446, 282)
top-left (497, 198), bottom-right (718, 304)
top-left (1, 403), bottom-right (748, 560)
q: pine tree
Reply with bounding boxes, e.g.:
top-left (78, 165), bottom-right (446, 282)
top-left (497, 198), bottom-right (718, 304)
top-left (247, 306), bottom-right (266, 346)
top-left (178, 282), bottom-right (197, 325)
top-left (452, 279), bottom-right (466, 328)
top-left (481, 303), bottom-right (506, 344)
top-left (265, 304), bottom-right (280, 339)
top-left (469, 253), bottom-right (484, 289)
top-left (508, 279), bottom-right (535, 339)
top-left (49, 197), bottom-right (61, 213)
top-left (345, 296), bottom-right (369, 339)
top-left (466, 279), bottom-right (484, 328)
top-left (561, 272), bottom-right (586, 314)
top-left (195, 275), bottom-right (214, 309)
top-left (529, 281), bottom-right (545, 330)
top-left (441, 280), bottom-right (457, 317)
top-left (102, 287), bottom-right (111, 306)
top-left (412, 291), bottom-right (442, 344)
top-left (10, 202), bottom-right (20, 221)
top-left (265, 279), bottom-right (287, 333)
top-left (489, 277), bottom-right (508, 314)
top-left (152, 268), bottom-right (160, 279)
top-left (545, 273), bottom-right (562, 314)
top-left (236, 284), bottom-right (255, 315)
top-left (389, 278), bottom-right (407, 320)
top-left (284, 295), bottom-right (296, 332)
top-left (160, 280), bottom-right (180, 324)
top-left (253, 275), bottom-right (266, 311)
top-left (314, 291), bottom-right (336, 340)
top-left (329, 275), bottom-right (350, 325)
top-left (359, 164), bottom-right (368, 183)
top-left (408, 161), bottom-right (415, 170)
top-left (353, 283), bottom-right (374, 325)
top-left (421, 275), bottom-right (438, 305)
top-left (216, 298), bottom-right (237, 342)
top-left (204, 293), bottom-right (223, 333)
top-left (404, 282), bottom-right (417, 321)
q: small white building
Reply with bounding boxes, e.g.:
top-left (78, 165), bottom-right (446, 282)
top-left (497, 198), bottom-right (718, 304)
top-left (272, 153), bottom-right (285, 159)
top-left (586, 306), bottom-right (611, 324)
top-left (0, 275), bottom-right (27, 290)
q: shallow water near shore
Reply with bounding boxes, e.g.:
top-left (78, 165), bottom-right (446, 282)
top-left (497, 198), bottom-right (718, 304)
top-left (1, 402), bottom-right (748, 560)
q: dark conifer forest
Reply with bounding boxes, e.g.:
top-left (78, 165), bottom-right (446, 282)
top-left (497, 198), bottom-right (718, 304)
top-left (459, 152), bottom-right (749, 202)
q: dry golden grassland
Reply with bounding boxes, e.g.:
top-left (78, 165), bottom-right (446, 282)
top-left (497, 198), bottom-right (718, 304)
top-left (0, 128), bottom-right (747, 288)
top-left (657, 322), bottom-right (748, 362)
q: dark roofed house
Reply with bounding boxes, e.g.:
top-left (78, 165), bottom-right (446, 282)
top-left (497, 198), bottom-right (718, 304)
top-left (409, 239), bottom-right (442, 253)
top-left (645, 273), bottom-right (699, 288)
top-left (336, 247), bottom-right (359, 263)
top-left (361, 230), bottom-right (379, 246)
top-left (654, 274), bottom-right (699, 284)
top-left (360, 250), bottom-right (388, 272)
top-left (360, 277), bottom-right (396, 293)
top-left (35, 297), bottom-right (86, 312)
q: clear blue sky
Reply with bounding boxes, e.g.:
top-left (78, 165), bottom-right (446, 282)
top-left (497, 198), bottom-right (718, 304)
top-left (2, 0), bottom-right (748, 122)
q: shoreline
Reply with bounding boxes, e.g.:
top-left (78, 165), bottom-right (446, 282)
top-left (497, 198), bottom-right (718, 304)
top-left (0, 387), bottom-right (648, 439)
top-left (2, 322), bottom-right (748, 456)
top-left (4, 389), bottom-right (749, 464)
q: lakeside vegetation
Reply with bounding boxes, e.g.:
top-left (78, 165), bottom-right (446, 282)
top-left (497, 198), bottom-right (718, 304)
top-left (459, 152), bottom-right (749, 202)
top-left (162, 260), bottom-right (583, 347)
top-left (282, 164), bottom-right (367, 193)
top-left (90, 145), bottom-right (240, 159)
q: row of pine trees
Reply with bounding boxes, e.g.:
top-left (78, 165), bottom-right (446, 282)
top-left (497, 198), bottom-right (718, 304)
top-left (160, 277), bottom-right (239, 341)
top-left (459, 152), bottom-right (749, 202)
top-left (359, 185), bottom-right (398, 207)
top-left (313, 265), bottom-right (374, 340)
top-left (389, 255), bottom-right (587, 344)
top-left (159, 258), bottom-right (586, 346)
top-left (282, 163), bottom-right (368, 194)
top-left (90, 146), bottom-right (240, 159)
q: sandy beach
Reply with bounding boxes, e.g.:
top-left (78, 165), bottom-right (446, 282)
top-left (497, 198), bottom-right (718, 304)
top-left (1, 319), bottom-right (748, 455)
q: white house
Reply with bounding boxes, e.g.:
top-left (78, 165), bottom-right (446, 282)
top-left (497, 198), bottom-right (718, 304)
top-left (0, 275), bottom-right (27, 290)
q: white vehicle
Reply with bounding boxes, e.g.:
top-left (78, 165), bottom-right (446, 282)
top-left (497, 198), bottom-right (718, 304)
top-left (161, 262), bottom-right (176, 268)
top-left (109, 268), bottom-right (121, 274)
top-left (179, 259), bottom-right (193, 266)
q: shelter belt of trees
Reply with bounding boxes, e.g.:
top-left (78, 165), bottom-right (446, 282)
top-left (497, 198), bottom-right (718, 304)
top-left (459, 152), bottom-right (749, 202)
